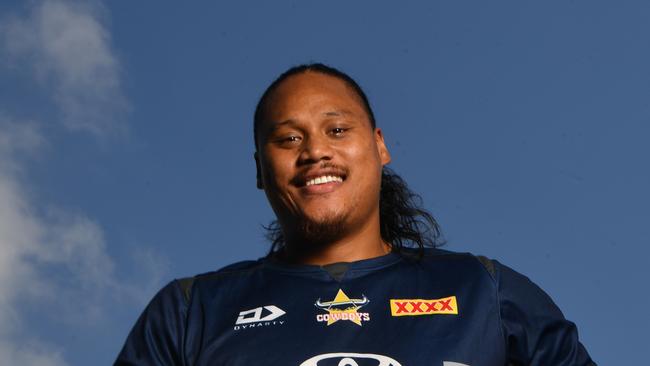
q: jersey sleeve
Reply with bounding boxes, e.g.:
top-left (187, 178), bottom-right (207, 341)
top-left (494, 260), bottom-right (596, 365)
top-left (114, 280), bottom-right (188, 366)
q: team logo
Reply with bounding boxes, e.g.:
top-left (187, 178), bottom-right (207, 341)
top-left (389, 296), bottom-right (458, 316)
top-left (300, 352), bottom-right (401, 366)
top-left (233, 305), bottom-right (285, 330)
top-left (314, 289), bottom-right (370, 326)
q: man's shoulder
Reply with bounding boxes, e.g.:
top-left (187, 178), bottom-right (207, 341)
top-left (174, 258), bottom-right (266, 300)
top-left (411, 247), bottom-right (498, 279)
top-left (184, 258), bottom-right (265, 281)
top-left (409, 247), bottom-right (488, 262)
top-left (211, 258), bottom-right (265, 275)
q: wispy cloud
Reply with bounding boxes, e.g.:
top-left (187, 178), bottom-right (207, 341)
top-left (0, 1), bottom-right (163, 364)
top-left (0, 339), bottom-right (67, 366)
top-left (0, 124), bottom-right (163, 365)
top-left (2, 0), bottom-right (128, 137)
top-left (0, 121), bottom-right (64, 364)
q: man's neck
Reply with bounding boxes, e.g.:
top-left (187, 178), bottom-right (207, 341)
top-left (284, 216), bottom-right (390, 266)
top-left (299, 239), bottom-right (391, 266)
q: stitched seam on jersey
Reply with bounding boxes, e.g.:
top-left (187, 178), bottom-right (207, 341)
top-left (172, 279), bottom-right (191, 366)
top-left (471, 255), bottom-right (507, 360)
top-left (493, 261), bottom-right (508, 360)
top-left (177, 277), bottom-right (195, 304)
top-left (476, 255), bottom-right (496, 280)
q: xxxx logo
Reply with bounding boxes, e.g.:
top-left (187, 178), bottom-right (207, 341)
top-left (389, 296), bottom-right (458, 316)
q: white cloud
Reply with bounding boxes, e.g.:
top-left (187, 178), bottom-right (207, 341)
top-left (2, 0), bottom-right (128, 137)
top-left (0, 116), bottom-right (166, 364)
top-left (0, 119), bottom-right (62, 364)
top-left (0, 119), bottom-right (45, 334)
top-left (0, 1), bottom-right (163, 364)
top-left (0, 340), bottom-right (67, 366)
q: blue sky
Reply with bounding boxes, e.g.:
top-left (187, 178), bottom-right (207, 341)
top-left (0, 1), bottom-right (648, 364)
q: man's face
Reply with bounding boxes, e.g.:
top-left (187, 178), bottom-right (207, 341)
top-left (255, 72), bottom-right (391, 244)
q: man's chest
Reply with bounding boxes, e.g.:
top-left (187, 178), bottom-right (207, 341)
top-left (185, 277), bottom-right (505, 366)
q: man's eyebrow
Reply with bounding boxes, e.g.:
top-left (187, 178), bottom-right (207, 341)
top-left (275, 119), bottom-right (295, 126)
top-left (265, 110), bottom-right (355, 133)
top-left (265, 119), bottom-right (297, 132)
top-left (323, 109), bottom-right (356, 117)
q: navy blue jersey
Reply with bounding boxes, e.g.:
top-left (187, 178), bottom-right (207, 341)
top-left (115, 249), bottom-right (594, 365)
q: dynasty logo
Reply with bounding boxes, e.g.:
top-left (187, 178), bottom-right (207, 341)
top-left (389, 296), bottom-right (458, 316)
top-left (233, 305), bottom-right (286, 330)
top-left (314, 289), bottom-right (370, 326)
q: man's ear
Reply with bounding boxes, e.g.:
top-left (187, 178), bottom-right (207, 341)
top-left (254, 152), bottom-right (263, 189)
top-left (374, 128), bottom-right (392, 166)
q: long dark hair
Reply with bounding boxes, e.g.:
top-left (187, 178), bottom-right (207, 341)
top-left (254, 63), bottom-right (443, 256)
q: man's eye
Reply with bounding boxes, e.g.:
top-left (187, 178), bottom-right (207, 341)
top-left (281, 135), bottom-right (301, 143)
top-left (331, 128), bottom-right (346, 136)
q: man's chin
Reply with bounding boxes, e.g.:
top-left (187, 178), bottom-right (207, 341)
top-left (291, 212), bottom-right (348, 248)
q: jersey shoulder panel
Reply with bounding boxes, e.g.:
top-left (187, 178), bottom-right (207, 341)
top-left (115, 280), bottom-right (189, 365)
top-left (492, 259), bottom-right (595, 365)
top-left (412, 248), bottom-right (499, 289)
top-left (417, 247), bottom-right (498, 281)
top-left (175, 259), bottom-right (266, 302)
top-left (180, 259), bottom-right (263, 283)
top-left (214, 259), bottom-right (264, 273)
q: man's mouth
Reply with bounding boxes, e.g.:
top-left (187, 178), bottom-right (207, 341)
top-left (294, 165), bottom-right (348, 187)
top-left (305, 175), bottom-right (344, 187)
top-left (294, 167), bottom-right (348, 194)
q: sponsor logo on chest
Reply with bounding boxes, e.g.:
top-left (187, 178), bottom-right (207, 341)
top-left (389, 296), bottom-right (458, 316)
top-left (300, 353), bottom-right (470, 366)
top-left (233, 305), bottom-right (286, 330)
top-left (300, 352), bottom-right (401, 366)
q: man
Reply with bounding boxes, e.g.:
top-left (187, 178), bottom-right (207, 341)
top-left (116, 64), bottom-right (595, 365)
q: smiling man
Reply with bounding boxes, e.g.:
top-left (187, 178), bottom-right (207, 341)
top-left (254, 68), bottom-right (392, 266)
top-left (116, 64), bottom-right (595, 366)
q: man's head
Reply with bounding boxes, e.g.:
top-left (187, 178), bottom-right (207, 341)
top-left (254, 64), bottom-right (391, 248)
top-left (254, 63), bottom-right (442, 256)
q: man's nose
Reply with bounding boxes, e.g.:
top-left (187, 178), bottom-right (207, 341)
top-left (298, 134), bottom-right (333, 164)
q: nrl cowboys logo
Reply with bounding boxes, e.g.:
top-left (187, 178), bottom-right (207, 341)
top-left (314, 289), bottom-right (370, 326)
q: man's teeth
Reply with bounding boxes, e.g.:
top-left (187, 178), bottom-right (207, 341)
top-left (305, 175), bottom-right (344, 186)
